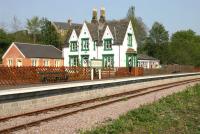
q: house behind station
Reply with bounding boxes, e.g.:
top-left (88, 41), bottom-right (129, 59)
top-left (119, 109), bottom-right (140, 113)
top-left (2, 42), bottom-right (64, 67)
top-left (138, 54), bottom-right (160, 69)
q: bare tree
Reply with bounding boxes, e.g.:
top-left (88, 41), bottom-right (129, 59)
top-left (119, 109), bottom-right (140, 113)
top-left (11, 16), bottom-right (22, 32)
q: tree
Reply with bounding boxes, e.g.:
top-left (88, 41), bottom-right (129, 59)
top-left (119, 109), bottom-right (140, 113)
top-left (144, 22), bottom-right (169, 64)
top-left (148, 22), bottom-right (169, 45)
top-left (169, 30), bottom-right (200, 66)
top-left (127, 6), bottom-right (147, 47)
top-left (0, 29), bottom-right (12, 62)
top-left (26, 16), bottom-right (41, 43)
top-left (40, 18), bottom-right (60, 48)
top-left (9, 30), bottom-right (33, 43)
top-left (11, 16), bottom-right (22, 32)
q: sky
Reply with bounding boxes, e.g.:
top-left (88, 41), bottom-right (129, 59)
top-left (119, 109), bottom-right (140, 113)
top-left (0, 0), bottom-right (200, 35)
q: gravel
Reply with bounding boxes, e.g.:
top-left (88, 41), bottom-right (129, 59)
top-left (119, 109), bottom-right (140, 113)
top-left (12, 81), bottom-right (200, 134)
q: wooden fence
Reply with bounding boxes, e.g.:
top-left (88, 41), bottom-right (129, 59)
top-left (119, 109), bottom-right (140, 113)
top-left (144, 65), bottom-right (195, 76)
top-left (0, 65), bottom-right (198, 87)
top-left (0, 67), bottom-right (144, 87)
top-left (0, 67), bottom-right (91, 87)
top-left (101, 67), bottom-right (143, 79)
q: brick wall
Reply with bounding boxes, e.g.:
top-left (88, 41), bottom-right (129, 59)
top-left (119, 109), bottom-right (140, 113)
top-left (2, 44), bottom-right (24, 66)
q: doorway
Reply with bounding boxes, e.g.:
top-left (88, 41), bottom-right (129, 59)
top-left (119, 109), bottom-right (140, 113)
top-left (16, 59), bottom-right (22, 67)
top-left (81, 55), bottom-right (89, 67)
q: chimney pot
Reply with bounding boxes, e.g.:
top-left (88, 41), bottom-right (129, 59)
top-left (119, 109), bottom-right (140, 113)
top-left (91, 8), bottom-right (98, 24)
top-left (99, 7), bottom-right (106, 23)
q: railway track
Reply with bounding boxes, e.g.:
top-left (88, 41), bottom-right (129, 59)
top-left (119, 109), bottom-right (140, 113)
top-left (0, 78), bottom-right (200, 133)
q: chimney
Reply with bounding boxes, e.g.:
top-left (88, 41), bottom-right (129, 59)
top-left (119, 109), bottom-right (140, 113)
top-left (67, 18), bottom-right (72, 26)
top-left (91, 8), bottom-right (98, 24)
top-left (99, 7), bottom-right (106, 23)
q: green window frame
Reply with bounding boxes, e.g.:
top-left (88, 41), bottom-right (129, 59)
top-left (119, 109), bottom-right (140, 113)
top-left (69, 55), bottom-right (79, 67)
top-left (70, 41), bottom-right (78, 52)
top-left (81, 38), bottom-right (89, 51)
top-left (104, 39), bottom-right (112, 51)
top-left (128, 33), bottom-right (132, 46)
top-left (103, 54), bottom-right (114, 68)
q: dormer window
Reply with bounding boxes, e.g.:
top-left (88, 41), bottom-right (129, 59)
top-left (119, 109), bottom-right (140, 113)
top-left (70, 41), bottom-right (78, 52)
top-left (104, 39), bottom-right (112, 51)
top-left (128, 33), bottom-right (132, 46)
top-left (81, 38), bottom-right (89, 51)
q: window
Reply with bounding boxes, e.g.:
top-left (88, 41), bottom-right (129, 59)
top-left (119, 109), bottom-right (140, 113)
top-left (31, 59), bottom-right (38, 67)
top-left (70, 41), bottom-right (78, 52)
top-left (128, 34), bottom-right (132, 46)
top-left (104, 39), bottom-right (112, 50)
top-left (103, 55), bottom-right (114, 68)
top-left (81, 38), bottom-right (89, 51)
top-left (43, 59), bottom-right (50, 67)
top-left (69, 55), bottom-right (78, 66)
top-left (55, 60), bottom-right (61, 67)
top-left (7, 58), bottom-right (13, 67)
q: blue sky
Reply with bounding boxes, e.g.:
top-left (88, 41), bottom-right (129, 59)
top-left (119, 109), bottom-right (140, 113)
top-left (0, 0), bottom-right (200, 35)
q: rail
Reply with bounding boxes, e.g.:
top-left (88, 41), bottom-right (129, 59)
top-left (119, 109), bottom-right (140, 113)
top-left (0, 77), bottom-right (200, 133)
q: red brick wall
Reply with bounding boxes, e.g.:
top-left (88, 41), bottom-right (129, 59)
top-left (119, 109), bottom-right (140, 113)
top-left (2, 44), bottom-right (25, 66)
top-left (2, 44), bottom-right (64, 67)
top-left (25, 58), bottom-right (64, 67)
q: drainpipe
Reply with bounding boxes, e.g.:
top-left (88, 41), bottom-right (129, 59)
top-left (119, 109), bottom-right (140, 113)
top-left (97, 45), bottom-right (98, 59)
top-left (119, 45), bottom-right (120, 67)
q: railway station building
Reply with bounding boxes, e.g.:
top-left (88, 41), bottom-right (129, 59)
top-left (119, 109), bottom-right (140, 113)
top-left (62, 8), bottom-right (138, 68)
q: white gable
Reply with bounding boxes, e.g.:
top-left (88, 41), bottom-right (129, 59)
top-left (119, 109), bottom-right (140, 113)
top-left (69, 30), bottom-right (78, 42)
top-left (79, 22), bottom-right (92, 40)
top-left (122, 21), bottom-right (137, 51)
top-left (102, 26), bottom-right (114, 40)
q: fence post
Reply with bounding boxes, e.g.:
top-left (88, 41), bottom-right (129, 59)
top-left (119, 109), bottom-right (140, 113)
top-left (91, 68), bottom-right (94, 80)
top-left (99, 68), bottom-right (101, 80)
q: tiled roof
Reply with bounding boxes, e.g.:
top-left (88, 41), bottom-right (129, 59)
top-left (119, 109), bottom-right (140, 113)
top-left (63, 24), bottom-right (82, 47)
top-left (138, 54), bottom-right (159, 60)
top-left (14, 42), bottom-right (63, 59)
top-left (53, 22), bottom-right (82, 30)
top-left (126, 48), bottom-right (136, 54)
top-left (63, 19), bottom-right (130, 47)
top-left (107, 19), bottom-right (129, 45)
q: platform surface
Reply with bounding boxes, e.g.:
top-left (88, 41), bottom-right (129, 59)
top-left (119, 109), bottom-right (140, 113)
top-left (0, 72), bottom-right (199, 97)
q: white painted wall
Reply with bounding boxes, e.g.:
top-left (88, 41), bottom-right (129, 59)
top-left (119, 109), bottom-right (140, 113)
top-left (119, 21), bottom-right (137, 67)
top-left (63, 30), bottom-right (79, 66)
top-left (78, 22), bottom-right (95, 61)
top-left (138, 60), bottom-right (160, 69)
top-left (63, 20), bottom-right (138, 67)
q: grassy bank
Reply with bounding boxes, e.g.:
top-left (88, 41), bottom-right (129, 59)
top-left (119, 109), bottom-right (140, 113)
top-left (82, 84), bottom-right (200, 134)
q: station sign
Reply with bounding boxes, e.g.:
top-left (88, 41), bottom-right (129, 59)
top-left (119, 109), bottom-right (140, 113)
top-left (90, 59), bottom-right (102, 68)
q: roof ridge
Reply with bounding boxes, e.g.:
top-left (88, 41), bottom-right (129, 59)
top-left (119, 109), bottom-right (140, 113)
top-left (50, 45), bottom-right (62, 52)
top-left (14, 42), bottom-right (54, 47)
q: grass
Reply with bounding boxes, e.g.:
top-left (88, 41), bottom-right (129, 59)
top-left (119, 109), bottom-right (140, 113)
top-left (81, 84), bottom-right (200, 134)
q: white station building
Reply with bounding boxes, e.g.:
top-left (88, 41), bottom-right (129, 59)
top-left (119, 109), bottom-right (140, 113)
top-left (63, 8), bottom-right (138, 68)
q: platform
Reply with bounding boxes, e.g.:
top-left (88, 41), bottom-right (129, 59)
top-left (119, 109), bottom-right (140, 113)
top-left (0, 72), bottom-right (200, 102)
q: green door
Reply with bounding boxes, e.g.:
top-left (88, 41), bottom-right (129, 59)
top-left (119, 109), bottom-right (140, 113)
top-left (81, 55), bottom-right (89, 67)
top-left (126, 54), bottom-right (133, 67)
top-left (126, 54), bottom-right (137, 67)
